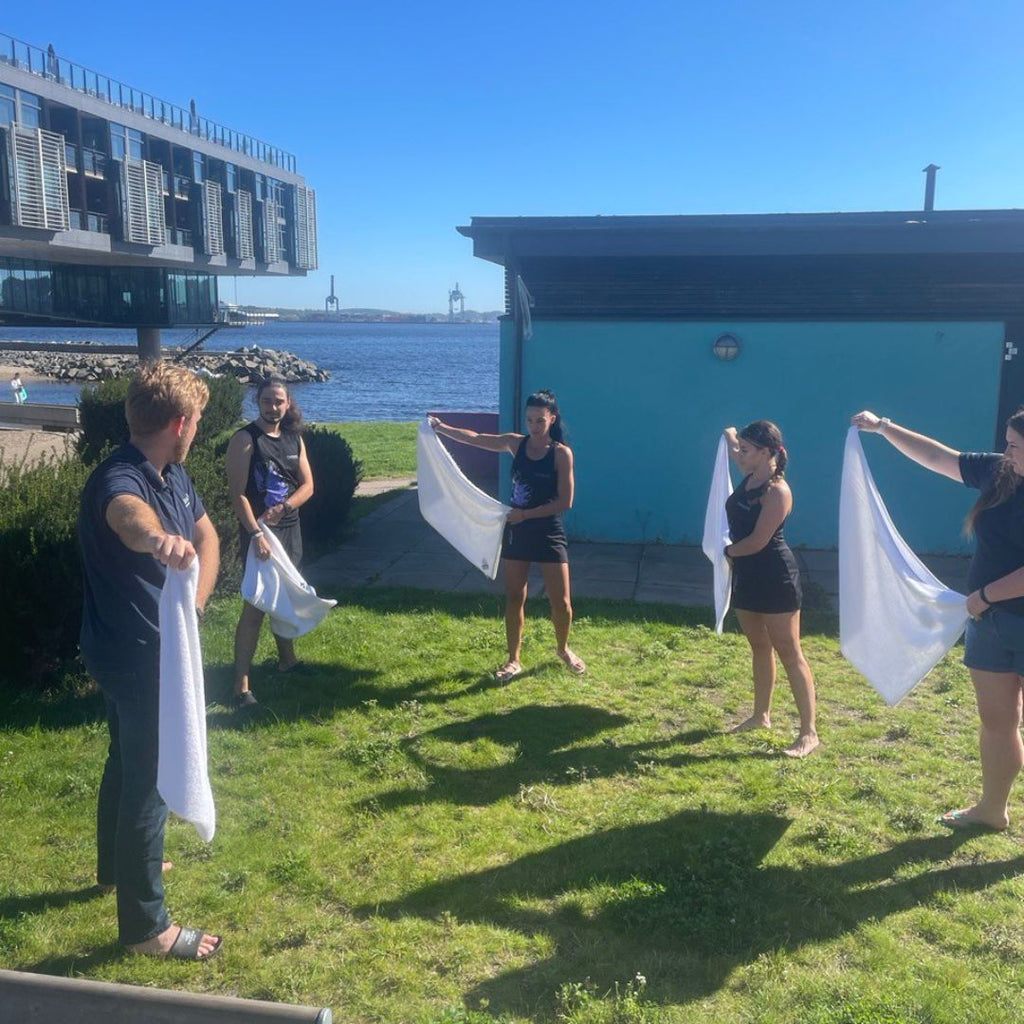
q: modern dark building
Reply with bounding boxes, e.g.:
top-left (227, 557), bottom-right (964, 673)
top-left (0, 34), bottom-right (317, 356)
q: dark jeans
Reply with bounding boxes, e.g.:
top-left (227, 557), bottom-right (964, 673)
top-left (92, 662), bottom-right (171, 945)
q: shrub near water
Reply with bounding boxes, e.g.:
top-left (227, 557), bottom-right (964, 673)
top-left (301, 425), bottom-right (362, 556)
top-left (76, 373), bottom-right (243, 465)
top-left (0, 449), bottom-right (89, 690)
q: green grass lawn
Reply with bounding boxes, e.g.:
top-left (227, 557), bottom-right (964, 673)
top-left (320, 421), bottom-right (418, 479)
top-left (1, 593), bottom-right (1022, 1023)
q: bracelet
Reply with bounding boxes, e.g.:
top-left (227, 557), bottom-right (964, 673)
top-left (878, 417), bottom-right (891, 432)
top-left (979, 585), bottom-right (993, 606)
top-left (249, 528), bottom-right (263, 538)
top-left (283, 500), bottom-right (295, 514)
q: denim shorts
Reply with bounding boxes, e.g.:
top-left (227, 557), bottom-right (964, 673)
top-left (964, 607), bottom-right (1024, 674)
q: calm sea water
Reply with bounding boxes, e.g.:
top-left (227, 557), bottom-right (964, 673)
top-left (0, 321), bottom-right (499, 422)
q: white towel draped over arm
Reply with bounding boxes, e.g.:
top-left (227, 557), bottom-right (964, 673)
top-left (702, 435), bottom-right (734, 634)
top-left (241, 527), bottom-right (336, 639)
top-left (839, 427), bottom-right (968, 705)
top-left (417, 420), bottom-right (511, 580)
top-left (157, 560), bottom-right (215, 842)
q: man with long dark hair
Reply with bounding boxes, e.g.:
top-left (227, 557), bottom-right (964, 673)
top-left (226, 376), bottom-right (314, 710)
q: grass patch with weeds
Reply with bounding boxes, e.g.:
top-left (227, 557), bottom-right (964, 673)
top-left (1, 591), bottom-right (1022, 1023)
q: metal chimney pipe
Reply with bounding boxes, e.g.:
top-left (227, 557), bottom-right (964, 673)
top-left (922, 164), bottom-right (940, 212)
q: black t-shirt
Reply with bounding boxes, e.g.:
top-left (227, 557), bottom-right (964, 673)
top-left (960, 452), bottom-right (1024, 615)
top-left (240, 422), bottom-right (301, 528)
top-left (78, 444), bottom-right (205, 671)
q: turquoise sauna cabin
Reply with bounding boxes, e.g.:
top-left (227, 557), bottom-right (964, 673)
top-left (458, 210), bottom-right (1024, 553)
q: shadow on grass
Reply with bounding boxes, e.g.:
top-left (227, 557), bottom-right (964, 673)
top-left (351, 810), bottom-right (1018, 1015)
top-left (357, 704), bottom-right (751, 811)
top-left (0, 885), bottom-right (106, 920)
top-left (16, 943), bottom-right (125, 976)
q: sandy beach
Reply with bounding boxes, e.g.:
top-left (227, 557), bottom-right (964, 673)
top-left (0, 362), bottom-right (49, 383)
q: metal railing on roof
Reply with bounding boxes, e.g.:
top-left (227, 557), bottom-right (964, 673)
top-left (0, 32), bottom-right (297, 173)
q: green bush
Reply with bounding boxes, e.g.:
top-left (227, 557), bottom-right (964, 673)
top-left (0, 450), bottom-right (90, 691)
top-left (76, 376), bottom-right (129, 464)
top-left (76, 371), bottom-right (243, 465)
top-left (301, 425), bottom-right (363, 557)
top-left (185, 437), bottom-right (243, 597)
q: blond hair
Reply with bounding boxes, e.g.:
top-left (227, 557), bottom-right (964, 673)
top-left (125, 361), bottom-right (209, 437)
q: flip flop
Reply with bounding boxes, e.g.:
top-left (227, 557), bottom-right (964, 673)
top-left (494, 662), bottom-right (522, 683)
top-left (556, 650), bottom-right (586, 675)
top-left (937, 809), bottom-right (1005, 832)
top-left (165, 926), bottom-right (223, 961)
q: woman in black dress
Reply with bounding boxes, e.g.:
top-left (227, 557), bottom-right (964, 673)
top-left (430, 390), bottom-right (585, 681)
top-left (723, 420), bottom-right (819, 757)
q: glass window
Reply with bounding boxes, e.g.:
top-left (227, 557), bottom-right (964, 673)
top-left (127, 128), bottom-right (144, 161)
top-left (225, 163), bottom-right (236, 193)
top-left (109, 123), bottom-right (127, 161)
top-left (0, 85), bottom-right (15, 126)
top-left (17, 91), bottom-right (41, 128)
top-left (193, 153), bottom-right (204, 183)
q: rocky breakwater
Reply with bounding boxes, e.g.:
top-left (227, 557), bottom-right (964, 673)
top-left (11, 346), bottom-right (330, 385)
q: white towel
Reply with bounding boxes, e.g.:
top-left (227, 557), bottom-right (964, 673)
top-left (702, 436), bottom-right (734, 633)
top-left (417, 420), bottom-right (511, 580)
top-left (839, 427), bottom-right (968, 705)
top-left (157, 560), bottom-right (215, 842)
top-left (241, 527), bottom-right (337, 639)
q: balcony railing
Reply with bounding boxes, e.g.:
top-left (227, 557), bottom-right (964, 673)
top-left (82, 147), bottom-right (106, 177)
top-left (69, 209), bottom-right (109, 233)
top-left (166, 227), bottom-right (192, 247)
top-left (0, 32), bottom-right (297, 172)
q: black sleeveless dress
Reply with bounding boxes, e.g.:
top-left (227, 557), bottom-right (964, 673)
top-left (501, 437), bottom-right (569, 564)
top-left (725, 475), bottom-right (802, 613)
top-left (238, 421), bottom-right (303, 565)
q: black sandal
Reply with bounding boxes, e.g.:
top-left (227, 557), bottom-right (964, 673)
top-left (166, 926), bottom-right (223, 960)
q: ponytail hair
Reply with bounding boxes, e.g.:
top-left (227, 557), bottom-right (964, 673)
top-left (526, 389), bottom-right (566, 443)
top-left (739, 419), bottom-right (787, 478)
top-left (964, 406), bottom-right (1024, 535)
top-left (256, 375), bottom-right (304, 433)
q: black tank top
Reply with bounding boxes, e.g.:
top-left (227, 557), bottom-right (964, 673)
top-left (510, 437), bottom-right (559, 510)
top-left (726, 475), bottom-right (788, 552)
top-left (241, 421), bottom-right (301, 526)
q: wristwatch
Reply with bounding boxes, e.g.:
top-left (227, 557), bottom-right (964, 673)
top-left (283, 500), bottom-right (295, 514)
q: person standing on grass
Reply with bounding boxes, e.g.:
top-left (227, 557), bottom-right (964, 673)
top-left (722, 421), bottom-right (819, 758)
top-left (852, 408), bottom-right (1024, 831)
top-left (78, 362), bottom-right (221, 960)
top-left (430, 389), bottom-right (585, 681)
top-left (226, 375), bottom-right (314, 710)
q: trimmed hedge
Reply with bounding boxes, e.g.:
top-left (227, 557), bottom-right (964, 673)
top-left (301, 425), bottom-right (363, 557)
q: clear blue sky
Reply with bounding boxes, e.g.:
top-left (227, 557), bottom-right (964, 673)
top-left (6, 2), bottom-right (1024, 312)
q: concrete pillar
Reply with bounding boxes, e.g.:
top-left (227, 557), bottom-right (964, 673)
top-left (137, 326), bottom-right (162, 363)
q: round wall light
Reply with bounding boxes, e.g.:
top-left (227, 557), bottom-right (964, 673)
top-left (712, 333), bottom-right (741, 361)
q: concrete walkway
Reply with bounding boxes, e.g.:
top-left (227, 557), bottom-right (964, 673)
top-left (306, 485), bottom-right (972, 607)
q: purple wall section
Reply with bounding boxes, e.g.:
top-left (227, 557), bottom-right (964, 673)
top-left (429, 411), bottom-right (500, 496)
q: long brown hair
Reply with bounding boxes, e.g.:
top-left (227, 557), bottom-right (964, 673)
top-left (256, 375), bottom-right (304, 433)
top-left (964, 407), bottom-right (1024, 535)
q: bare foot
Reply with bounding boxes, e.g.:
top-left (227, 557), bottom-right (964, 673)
top-left (782, 731), bottom-right (820, 758)
top-left (938, 806), bottom-right (1008, 831)
top-left (556, 648), bottom-right (586, 675)
top-left (99, 860), bottom-right (173, 894)
top-left (729, 715), bottom-right (770, 734)
top-left (495, 660), bottom-right (522, 683)
top-left (128, 923), bottom-right (221, 959)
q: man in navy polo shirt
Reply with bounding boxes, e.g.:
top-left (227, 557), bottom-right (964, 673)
top-left (78, 362), bottom-right (222, 960)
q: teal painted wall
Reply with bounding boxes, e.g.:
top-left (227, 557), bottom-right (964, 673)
top-left (498, 319), bottom-right (1005, 553)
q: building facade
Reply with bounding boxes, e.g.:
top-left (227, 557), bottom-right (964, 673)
top-left (0, 34), bottom-right (317, 351)
top-left (459, 211), bottom-right (1024, 553)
